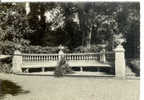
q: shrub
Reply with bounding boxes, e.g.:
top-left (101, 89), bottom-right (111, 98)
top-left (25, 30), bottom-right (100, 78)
top-left (63, 63), bottom-right (73, 74)
top-left (0, 63), bottom-right (12, 74)
top-left (54, 61), bottom-right (64, 77)
top-left (54, 57), bottom-right (73, 77)
top-left (127, 58), bottom-right (140, 76)
top-left (22, 45), bottom-right (70, 54)
top-left (74, 45), bottom-right (104, 53)
top-left (0, 57), bottom-right (12, 73)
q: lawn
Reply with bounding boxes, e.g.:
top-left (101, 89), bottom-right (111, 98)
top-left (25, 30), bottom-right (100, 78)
top-left (0, 73), bottom-right (140, 100)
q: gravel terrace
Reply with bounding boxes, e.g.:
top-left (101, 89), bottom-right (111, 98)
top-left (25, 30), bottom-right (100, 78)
top-left (0, 73), bottom-right (140, 100)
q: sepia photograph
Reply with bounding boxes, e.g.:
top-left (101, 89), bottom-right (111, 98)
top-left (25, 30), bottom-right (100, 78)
top-left (0, 2), bottom-right (140, 100)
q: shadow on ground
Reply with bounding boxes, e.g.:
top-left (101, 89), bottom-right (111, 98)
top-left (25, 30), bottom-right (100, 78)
top-left (0, 79), bottom-right (29, 99)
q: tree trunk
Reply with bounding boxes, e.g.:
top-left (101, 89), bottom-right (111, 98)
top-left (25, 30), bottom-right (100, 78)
top-left (86, 27), bottom-right (92, 48)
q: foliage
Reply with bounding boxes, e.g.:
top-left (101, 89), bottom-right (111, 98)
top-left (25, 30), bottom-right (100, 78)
top-left (22, 45), bottom-right (70, 53)
top-left (0, 2), bottom-right (140, 59)
top-left (27, 2), bottom-right (139, 58)
top-left (127, 58), bottom-right (140, 76)
top-left (54, 63), bottom-right (63, 77)
top-left (0, 63), bottom-right (12, 73)
top-left (0, 56), bottom-right (12, 73)
top-left (54, 57), bottom-right (73, 77)
top-left (0, 3), bottom-right (34, 55)
top-left (74, 45), bottom-right (103, 53)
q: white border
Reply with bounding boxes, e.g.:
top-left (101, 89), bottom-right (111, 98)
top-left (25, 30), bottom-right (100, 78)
top-left (1, 0), bottom-right (140, 2)
top-left (0, 0), bottom-right (143, 100)
top-left (140, 1), bottom-right (144, 100)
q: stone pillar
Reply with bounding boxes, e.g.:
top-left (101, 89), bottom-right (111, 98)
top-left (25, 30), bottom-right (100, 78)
top-left (100, 49), bottom-right (106, 63)
top-left (12, 50), bottom-right (22, 73)
top-left (58, 45), bottom-right (64, 61)
top-left (114, 44), bottom-right (126, 78)
top-left (25, 2), bottom-right (30, 15)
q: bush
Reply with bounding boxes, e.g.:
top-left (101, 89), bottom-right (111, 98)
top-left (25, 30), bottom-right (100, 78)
top-left (0, 44), bottom-right (70, 55)
top-left (54, 61), bottom-right (64, 77)
top-left (54, 57), bottom-right (73, 77)
top-left (0, 63), bottom-right (12, 73)
top-left (22, 45), bottom-right (70, 54)
top-left (0, 57), bottom-right (12, 73)
top-left (74, 45), bottom-right (103, 53)
top-left (127, 58), bottom-right (140, 76)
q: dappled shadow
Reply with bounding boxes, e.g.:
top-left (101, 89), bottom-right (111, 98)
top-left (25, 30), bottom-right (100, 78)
top-left (0, 79), bottom-right (29, 99)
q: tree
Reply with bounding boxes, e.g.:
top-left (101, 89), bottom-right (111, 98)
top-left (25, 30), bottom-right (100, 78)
top-left (3, 2), bottom-right (138, 58)
top-left (27, 3), bottom-right (81, 49)
top-left (26, 2), bottom-right (140, 58)
top-left (76, 2), bottom-right (139, 55)
top-left (0, 3), bottom-right (34, 54)
top-left (118, 3), bottom-right (140, 58)
top-left (77, 3), bottom-right (120, 48)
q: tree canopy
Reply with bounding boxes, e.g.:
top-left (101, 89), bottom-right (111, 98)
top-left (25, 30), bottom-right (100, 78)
top-left (0, 2), bottom-right (140, 58)
top-left (0, 3), bottom-right (34, 54)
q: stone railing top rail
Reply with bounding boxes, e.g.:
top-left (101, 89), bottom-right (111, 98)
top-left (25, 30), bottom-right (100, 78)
top-left (13, 51), bottom-right (114, 56)
top-left (21, 53), bottom-right (59, 56)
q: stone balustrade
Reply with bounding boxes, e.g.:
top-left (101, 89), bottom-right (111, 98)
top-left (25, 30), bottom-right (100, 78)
top-left (12, 45), bottom-right (126, 78)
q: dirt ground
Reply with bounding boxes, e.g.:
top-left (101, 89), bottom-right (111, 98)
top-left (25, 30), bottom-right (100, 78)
top-left (0, 73), bottom-right (140, 100)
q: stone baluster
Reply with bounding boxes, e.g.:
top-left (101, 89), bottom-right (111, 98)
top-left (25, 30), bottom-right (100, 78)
top-left (48, 56), bottom-right (49, 60)
top-left (49, 56), bottom-right (51, 60)
top-left (42, 56), bottom-right (44, 61)
top-left (31, 56), bottom-right (33, 61)
top-left (37, 56), bottom-right (38, 61)
top-left (44, 56), bottom-right (45, 61)
top-left (80, 67), bottom-right (83, 72)
top-left (28, 56), bottom-right (29, 61)
top-left (30, 56), bottom-right (31, 61)
top-left (82, 55), bottom-right (84, 60)
top-left (69, 55), bottom-right (70, 60)
top-left (78, 55), bottom-right (79, 60)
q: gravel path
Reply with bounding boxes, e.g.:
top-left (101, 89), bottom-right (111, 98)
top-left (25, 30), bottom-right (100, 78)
top-left (0, 73), bottom-right (140, 100)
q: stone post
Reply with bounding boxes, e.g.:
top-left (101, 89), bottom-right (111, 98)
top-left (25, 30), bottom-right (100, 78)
top-left (59, 50), bottom-right (64, 61)
top-left (25, 2), bottom-right (30, 15)
top-left (114, 44), bottom-right (126, 78)
top-left (58, 45), bottom-right (64, 61)
top-left (12, 50), bottom-right (22, 73)
top-left (100, 49), bottom-right (106, 63)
